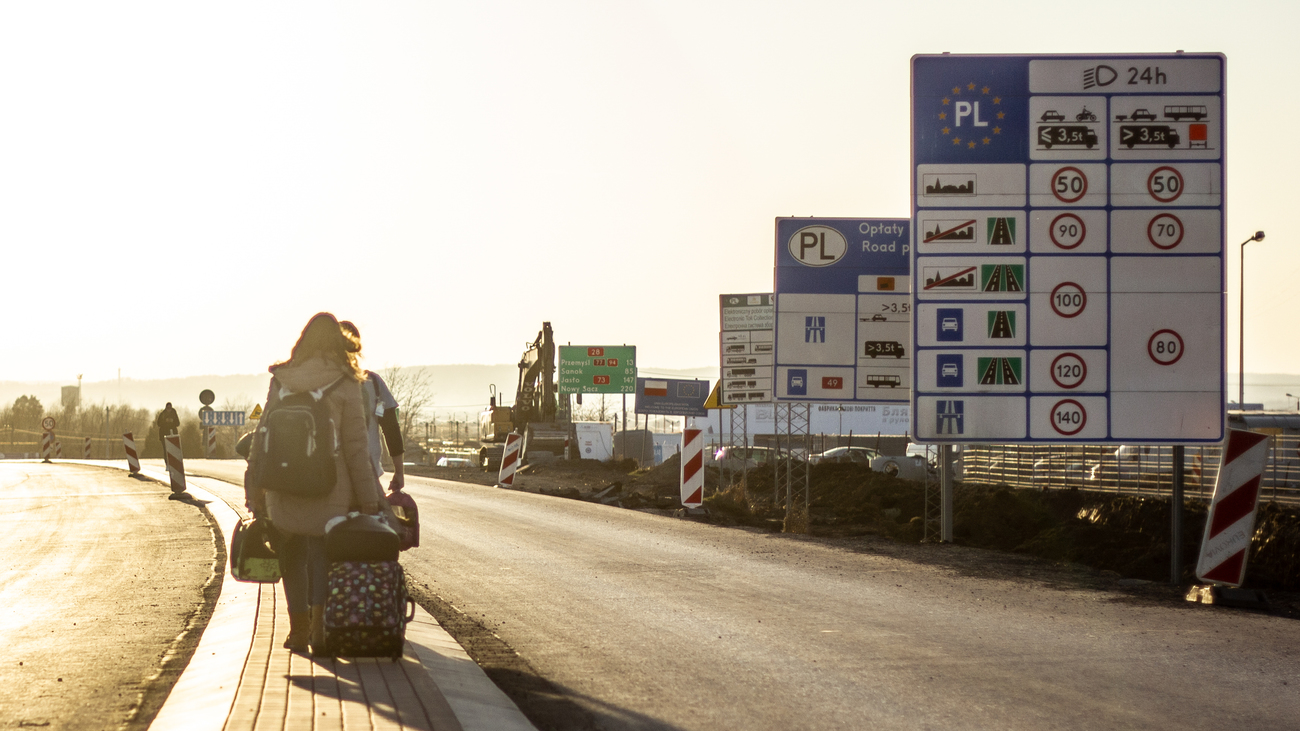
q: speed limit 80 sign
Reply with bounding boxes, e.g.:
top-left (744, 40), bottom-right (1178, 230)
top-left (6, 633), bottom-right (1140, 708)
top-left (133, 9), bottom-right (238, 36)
top-left (911, 53), bottom-right (1226, 444)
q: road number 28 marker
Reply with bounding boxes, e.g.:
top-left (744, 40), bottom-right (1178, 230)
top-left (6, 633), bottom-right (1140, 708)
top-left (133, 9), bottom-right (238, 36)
top-left (1052, 167), bottom-right (1088, 204)
top-left (1050, 282), bottom-right (1087, 318)
top-left (1051, 399), bottom-right (1087, 436)
top-left (1050, 352), bottom-right (1087, 389)
top-left (1147, 166), bottom-right (1184, 203)
top-left (1148, 329), bottom-right (1184, 365)
top-left (1049, 213), bottom-right (1086, 249)
top-left (1146, 213), bottom-right (1184, 250)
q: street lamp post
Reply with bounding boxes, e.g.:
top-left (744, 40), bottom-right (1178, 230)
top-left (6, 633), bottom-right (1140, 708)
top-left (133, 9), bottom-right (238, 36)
top-left (1239, 231), bottom-right (1266, 407)
top-left (1288, 393), bottom-right (1300, 411)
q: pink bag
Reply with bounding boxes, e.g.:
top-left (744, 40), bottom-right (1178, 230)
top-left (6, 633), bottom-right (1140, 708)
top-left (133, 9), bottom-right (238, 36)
top-left (385, 488), bottom-right (420, 550)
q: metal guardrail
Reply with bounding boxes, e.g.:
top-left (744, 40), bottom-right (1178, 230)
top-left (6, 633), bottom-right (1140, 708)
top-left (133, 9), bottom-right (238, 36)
top-left (959, 436), bottom-right (1300, 505)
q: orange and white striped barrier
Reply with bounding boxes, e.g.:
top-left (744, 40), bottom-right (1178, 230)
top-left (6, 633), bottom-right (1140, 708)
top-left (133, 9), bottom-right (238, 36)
top-left (205, 426), bottom-right (217, 458)
top-left (122, 432), bottom-right (140, 474)
top-left (680, 428), bottom-right (703, 507)
top-left (164, 433), bottom-right (186, 494)
top-left (83, 437), bottom-right (92, 460)
top-left (41, 431), bottom-right (53, 462)
top-left (1196, 429), bottom-right (1271, 586)
top-left (497, 431), bottom-right (522, 488)
top-left (55, 442), bottom-right (62, 459)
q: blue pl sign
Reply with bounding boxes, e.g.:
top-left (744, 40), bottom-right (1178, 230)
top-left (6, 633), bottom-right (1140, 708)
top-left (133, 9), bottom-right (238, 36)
top-left (774, 218), bottom-right (912, 404)
top-left (635, 378), bottom-right (709, 417)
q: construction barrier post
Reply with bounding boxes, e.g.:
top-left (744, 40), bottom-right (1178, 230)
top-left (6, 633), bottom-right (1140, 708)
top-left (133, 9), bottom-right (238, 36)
top-left (164, 434), bottom-right (187, 496)
top-left (680, 428), bottom-right (703, 508)
top-left (122, 432), bottom-right (140, 474)
top-left (41, 431), bottom-right (53, 463)
top-left (497, 432), bottom-right (522, 488)
top-left (205, 426), bottom-right (216, 459)
top-left (1195, 429), bottom-right (1271, 586)
top-left (55, 441), bottom-right (62, 459)
top-left (83, 437), bottom-right (93, 460)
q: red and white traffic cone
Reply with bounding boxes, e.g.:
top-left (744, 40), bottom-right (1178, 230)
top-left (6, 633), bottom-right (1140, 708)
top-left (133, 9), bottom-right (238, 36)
top-left (497, 432), bottom-right (522, 488)
top-left (164, 434), bottom-right (187, 496)
top-left (122, 432), bottom-right (140, 474)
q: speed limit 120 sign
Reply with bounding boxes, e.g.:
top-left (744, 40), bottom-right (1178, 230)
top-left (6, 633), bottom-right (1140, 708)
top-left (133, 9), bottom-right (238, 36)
top-left (912, 53), bottom-right (1225, 444)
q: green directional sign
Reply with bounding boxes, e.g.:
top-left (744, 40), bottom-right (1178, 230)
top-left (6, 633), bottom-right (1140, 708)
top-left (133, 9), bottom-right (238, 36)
top-left (558, 345), bottom-right (637, 394)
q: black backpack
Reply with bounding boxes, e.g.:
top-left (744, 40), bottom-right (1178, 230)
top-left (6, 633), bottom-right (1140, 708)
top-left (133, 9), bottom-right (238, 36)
top-left (254, 378), bottom-right (344, 497)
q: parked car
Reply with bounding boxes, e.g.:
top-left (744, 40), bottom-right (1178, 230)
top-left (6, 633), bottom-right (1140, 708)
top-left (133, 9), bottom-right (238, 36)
top-left (713, 446), bottom-right (778, 471)
top-left (809, 446), bottom-right (881, 465)
top-left (436, 456), bottom-right (474, 468)
top-left (871, 454), bottom-right (931, 481)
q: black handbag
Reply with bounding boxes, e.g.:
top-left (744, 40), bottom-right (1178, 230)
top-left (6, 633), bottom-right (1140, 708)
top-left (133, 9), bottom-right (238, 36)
top-left (230, 518), bottom-right (281, 583)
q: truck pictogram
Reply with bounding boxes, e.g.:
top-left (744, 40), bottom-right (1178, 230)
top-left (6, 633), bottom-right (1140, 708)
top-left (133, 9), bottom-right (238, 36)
top-left (1038, 125), bottom-right (1098, 149)
top-left (1120, 125), bottom-right (1180, 149)
top-left (864, 341), bottom-right (906, 359)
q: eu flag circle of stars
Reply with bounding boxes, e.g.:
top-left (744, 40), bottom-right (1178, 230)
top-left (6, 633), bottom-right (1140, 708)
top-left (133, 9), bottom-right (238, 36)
top-left (938, 81), bottom-right (1006, 151)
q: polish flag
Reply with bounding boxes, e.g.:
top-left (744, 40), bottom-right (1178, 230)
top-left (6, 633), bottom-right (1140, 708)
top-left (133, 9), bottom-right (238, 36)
top-left (644, 380), bottom-right (668, 397)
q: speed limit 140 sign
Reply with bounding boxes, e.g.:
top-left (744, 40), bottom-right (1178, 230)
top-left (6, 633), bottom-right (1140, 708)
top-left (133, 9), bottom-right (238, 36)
top-left (911, 53), bottom-right (1226, 444)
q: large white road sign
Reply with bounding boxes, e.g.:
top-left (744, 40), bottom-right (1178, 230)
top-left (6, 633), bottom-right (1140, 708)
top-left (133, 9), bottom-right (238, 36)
top-left (775, 218), bottom-right (912, 404)
top-left (911, 54), bottom-right (1226, 444)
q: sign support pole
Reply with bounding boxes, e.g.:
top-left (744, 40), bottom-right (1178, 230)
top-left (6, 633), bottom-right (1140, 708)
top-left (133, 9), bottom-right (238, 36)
top-left (940, 444), bottom-right (954, 542)
top-left (1171, 445), bottom-right (1185, 584)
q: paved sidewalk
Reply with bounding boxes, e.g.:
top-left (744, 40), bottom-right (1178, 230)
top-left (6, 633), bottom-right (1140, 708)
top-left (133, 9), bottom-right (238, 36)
top-left (94, 465), bottom-right (537, 731)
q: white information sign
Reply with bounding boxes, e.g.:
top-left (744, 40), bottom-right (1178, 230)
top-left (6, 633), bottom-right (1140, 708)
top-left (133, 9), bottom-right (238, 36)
top-left (911, 54), bottom-right (1226, 444)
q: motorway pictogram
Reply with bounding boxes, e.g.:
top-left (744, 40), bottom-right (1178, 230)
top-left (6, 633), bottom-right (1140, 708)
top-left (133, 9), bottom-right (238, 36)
top-left (1147, 166), bottom-right (1184, 203)
top-left (1148, 329), bottom-right (1184, 365)
top-left (1050, 399), bottom-right (1087, 436)
top-left (1050, 282), bottom-right (1086, 318)
top-left (977, 357), bottom-right (1022, 385)
top-left (1050, 352), bottom-right (1088, 389)
top-left (1146, 213), bottom-right (1184, 249)
top-left (980, 264), bottom-right (1023, 292)
top-left (1051, 166), bottom-right (1088, 203)
top-left (1049, 213), bottom-right (1086, 249)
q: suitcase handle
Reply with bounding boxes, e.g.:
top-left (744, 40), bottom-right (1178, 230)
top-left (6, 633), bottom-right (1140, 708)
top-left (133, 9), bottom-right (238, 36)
top-left (404, 598), bottom-right (416, 623)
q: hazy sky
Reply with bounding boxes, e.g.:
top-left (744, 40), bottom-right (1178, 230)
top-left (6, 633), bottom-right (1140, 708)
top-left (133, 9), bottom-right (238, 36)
top-left (5, 1), bottom-right (1298, 383)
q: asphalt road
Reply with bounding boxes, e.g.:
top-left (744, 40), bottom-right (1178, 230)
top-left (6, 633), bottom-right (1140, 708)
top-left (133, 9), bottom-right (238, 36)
top-left (179, 459), bottom-right (1300, 731)
top-left (0, 462), bottom-right (216, 730)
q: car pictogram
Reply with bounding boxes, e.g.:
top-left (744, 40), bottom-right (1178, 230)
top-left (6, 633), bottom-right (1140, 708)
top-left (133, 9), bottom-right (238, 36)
top-left (1129, 108), bottom-right (1157, 121)
top-left (1039, 110), bottom-right (1065, 122)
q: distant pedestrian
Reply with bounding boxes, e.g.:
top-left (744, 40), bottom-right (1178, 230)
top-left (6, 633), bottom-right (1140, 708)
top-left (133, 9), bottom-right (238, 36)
top-left (156, 402), bottom-right (180, 451)
top-left (246, 312), bottom-right (381, 653)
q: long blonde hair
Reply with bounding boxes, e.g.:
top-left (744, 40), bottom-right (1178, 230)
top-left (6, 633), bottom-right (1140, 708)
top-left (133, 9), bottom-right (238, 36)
top-left (273, 312), bottom-right (366, 382)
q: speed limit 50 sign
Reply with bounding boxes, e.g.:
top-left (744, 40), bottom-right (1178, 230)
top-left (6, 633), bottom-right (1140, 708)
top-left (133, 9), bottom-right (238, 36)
top-left (911, 53), bottom-right (1226, 444)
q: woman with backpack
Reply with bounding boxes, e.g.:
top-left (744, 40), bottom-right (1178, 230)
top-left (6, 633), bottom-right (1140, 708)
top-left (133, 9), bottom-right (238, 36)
top-left (247, 312), bottom-right (382, 653)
